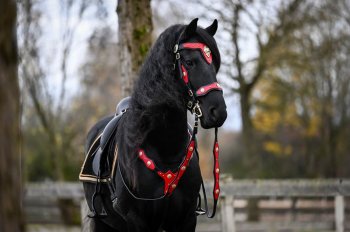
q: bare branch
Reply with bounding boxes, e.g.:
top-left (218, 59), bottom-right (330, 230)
top-left (57, 1), bottom-right (88, 117)
top-left (231, 2), bottom-right (244, 85)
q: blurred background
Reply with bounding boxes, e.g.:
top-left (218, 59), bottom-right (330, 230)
top-left (1, 0), bottom-right (350, 231)
top-left (18, 0), bottom-right (350, 182)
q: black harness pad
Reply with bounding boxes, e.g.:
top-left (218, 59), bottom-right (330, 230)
top-left (79, 115), bottom-right (121, 183)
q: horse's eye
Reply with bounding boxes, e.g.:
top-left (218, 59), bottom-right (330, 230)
top-left (185, 60), bottom-right (193, 66)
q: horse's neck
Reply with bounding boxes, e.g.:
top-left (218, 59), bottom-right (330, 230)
top-left (144, 108), bottom-right (188, 162)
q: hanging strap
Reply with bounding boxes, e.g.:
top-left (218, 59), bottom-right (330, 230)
top-left (195, 127), bottom-right (220, 218)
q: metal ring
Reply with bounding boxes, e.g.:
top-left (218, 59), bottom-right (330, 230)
top-left (192, 102), bottom-right (203, 118)
top-left (187, 101), bottom-right (193, 109)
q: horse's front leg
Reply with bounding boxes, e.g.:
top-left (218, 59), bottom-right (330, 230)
top-left (179, 214), bottom-right (197, 232)
top-left (125, 210), bottom-right (153, 232)
top-left (164, 211), bottom-right (197, 232)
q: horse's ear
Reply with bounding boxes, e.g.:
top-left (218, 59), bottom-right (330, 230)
top-left (183, 18), bottom-right (198, 38)
top-left (205, 19), bottom-right (218, 36)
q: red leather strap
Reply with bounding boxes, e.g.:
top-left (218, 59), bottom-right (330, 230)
top-left (213, 141), bottom-right (220, 200)
top-left (167, 140), bottom-right (195, 195)
top-left (196, 82), bottom-right (222, 97)
top-left (181, 65), bottom-right (189, 84)
top-left (138, 139), bottom-right (196, 195)
top-left (157, 170), bottom-right (178, 194)
top-left (138, 150), bottom-right (155, 170)
top-left (182, 43), bottom-right (212, 64)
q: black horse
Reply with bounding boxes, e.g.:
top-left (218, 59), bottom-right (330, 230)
top-left (80, 18), bottom-right (227, 232)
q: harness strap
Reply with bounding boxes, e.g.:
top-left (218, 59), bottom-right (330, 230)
top-left (137, 138), bottom-right (196, 196)
top-left (195, 127), bottom-right (220, 218)
top-left (180, 42), bottom-right (212, 64)
top-left (196, 82), bottom-right (222, 97)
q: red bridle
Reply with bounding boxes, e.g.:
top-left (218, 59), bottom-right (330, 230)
top-left (177, 42), bottom-right (222, 103)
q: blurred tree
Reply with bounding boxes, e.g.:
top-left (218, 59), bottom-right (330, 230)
top-left (71, 27), bottom-right (122, 154)
top-left (201, 0), bottom-right (315, 173)
top-left (18, 0), bottom-right (109, 181)
top-left (0, 0), bottom-right (24, 231)
top-left (252, 0), bottom-right (350, 178)
top-left (117, 0), bottom-right (153, 96)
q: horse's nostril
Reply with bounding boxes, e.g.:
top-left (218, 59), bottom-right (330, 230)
top-left (209, 107), bottom-right (219, 120)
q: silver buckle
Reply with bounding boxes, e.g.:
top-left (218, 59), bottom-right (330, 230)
top-left (187, 101), bottom-right (193, 109)
top-left (192, 102), bottom-right (203, 118)
top-left (174, 44), bottom-right (179, 53)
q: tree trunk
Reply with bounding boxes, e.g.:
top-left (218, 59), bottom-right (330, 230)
top-left (0, 0), bottom-right (24, 231)
top-left (240, 88), bottom-right (256, 164)
top-left (240, 91), bottom-right (253, 141)
top-left (117, 0), bottom-right (153, 97)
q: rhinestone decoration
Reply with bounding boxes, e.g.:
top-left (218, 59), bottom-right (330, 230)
top-left (203, 46), bottom-right (211, 58)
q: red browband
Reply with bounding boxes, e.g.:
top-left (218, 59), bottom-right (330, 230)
top-left (181, 43), bottom-right (213, 64)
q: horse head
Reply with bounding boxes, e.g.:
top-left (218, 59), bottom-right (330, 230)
top-left (175, 18), bottom-right (227, 129)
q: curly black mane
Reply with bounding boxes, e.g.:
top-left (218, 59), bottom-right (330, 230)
top-left (123, 25), bottom-right (188, 148)
top-left (120, 20), bottom-right (221, 150)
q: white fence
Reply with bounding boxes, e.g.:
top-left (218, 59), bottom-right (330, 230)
top-left (25, 179), bottom-right (350, 232)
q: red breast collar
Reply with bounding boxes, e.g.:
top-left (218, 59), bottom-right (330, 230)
top-left (138, 140), bottom-right (196, 195)
top-left (137, 138), bottom-right (220, 199)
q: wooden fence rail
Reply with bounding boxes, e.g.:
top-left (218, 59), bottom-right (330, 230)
top-left (215, 179), bottom-right (350, 232)
top-left (25, 179), bottom-right (350, 232)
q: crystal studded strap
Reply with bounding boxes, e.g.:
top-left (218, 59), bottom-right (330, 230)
top-left (196, 127), bottom-right (220, 218)
top-left (180, 42), bottom-right (213, 64)
top-left (212, 127), bottom-right (220, 201)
